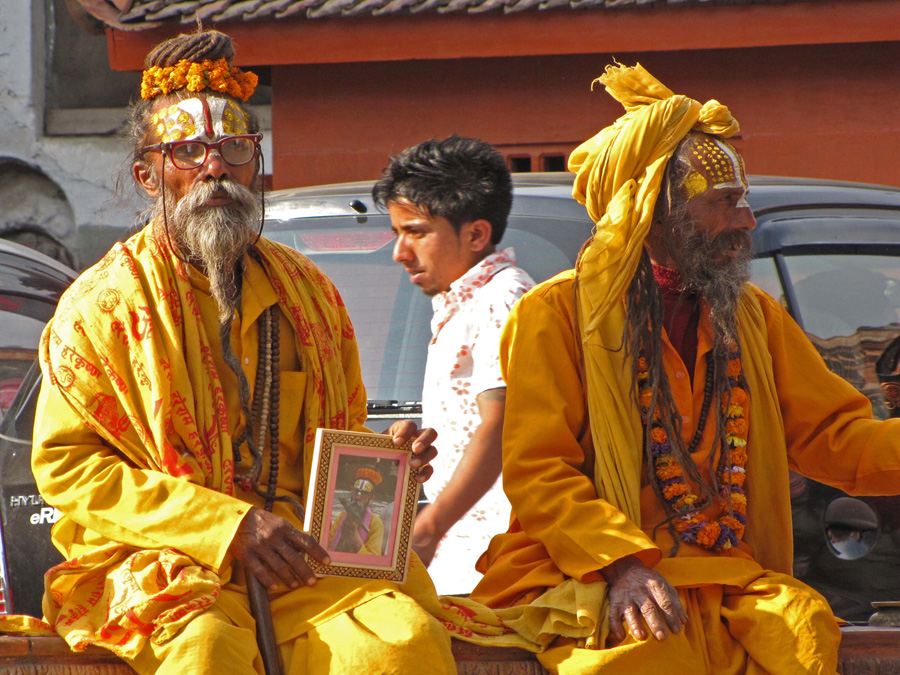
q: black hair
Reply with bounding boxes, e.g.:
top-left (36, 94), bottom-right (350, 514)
top-left (372, 135), bottom-right (512, 244)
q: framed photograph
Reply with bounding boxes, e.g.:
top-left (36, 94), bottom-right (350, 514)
top-left (303, 428), bottom-right (420, 583)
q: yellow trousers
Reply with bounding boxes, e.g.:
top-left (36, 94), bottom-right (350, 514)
top-left (130, 590), bottom-right (457, 675)
top-left (538, 572), bottom-right (840, 675)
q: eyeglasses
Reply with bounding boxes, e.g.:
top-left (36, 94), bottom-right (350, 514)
top-left (141, 134), bottom-right (262, 170)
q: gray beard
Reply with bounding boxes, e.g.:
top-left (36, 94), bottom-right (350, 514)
top-left (668, 218), bottom-right (753, 348)
top-left (155, 179), bottom-right (262, 322)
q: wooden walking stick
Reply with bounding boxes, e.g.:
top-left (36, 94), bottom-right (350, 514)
top-left (247, 572), bottom-right (284, 675)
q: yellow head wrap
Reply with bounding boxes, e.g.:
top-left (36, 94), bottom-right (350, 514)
top-left (568, 63), bottom-right (741, 525)
top-left (569, 62), bottom-right (740, 331)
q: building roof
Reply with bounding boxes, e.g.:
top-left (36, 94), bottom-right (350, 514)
top-left (74, 0), bottom-right (820, 31)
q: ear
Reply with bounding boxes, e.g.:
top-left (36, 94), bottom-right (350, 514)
top-left (133, 160), bottom-right (160, 198)
top-left (466, 219), bottom-right (494, 253)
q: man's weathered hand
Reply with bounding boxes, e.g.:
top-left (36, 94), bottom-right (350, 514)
top-left (387, 420), bottom-right (438, 483)
top-left (333, 517), bottom-right (364, 553)
top-left (229, 507), bottom-right (330, 591)
top-left (603, 555), bottom-right (688, 644)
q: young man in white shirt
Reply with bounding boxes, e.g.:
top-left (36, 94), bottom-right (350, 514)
top-left (374, 135), bottom-right (534, 595)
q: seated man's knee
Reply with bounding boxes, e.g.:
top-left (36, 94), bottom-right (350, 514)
top-left (133, 606), bottom-right (260, 675)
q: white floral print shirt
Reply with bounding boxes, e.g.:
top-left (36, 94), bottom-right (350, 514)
top-left (421, 248), bottom-right (535, 595)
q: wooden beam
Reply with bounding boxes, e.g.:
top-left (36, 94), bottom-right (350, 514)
top-left (107, 0), bottom-right (900, 70)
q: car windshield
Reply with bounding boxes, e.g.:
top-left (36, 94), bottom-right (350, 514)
top-left (264, 211), bottom-right (587, 404)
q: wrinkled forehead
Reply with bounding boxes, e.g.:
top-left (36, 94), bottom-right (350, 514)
top-left (151, 97), bottom-right (249, 143)
top-left (683, 135), bottom-right (747, 199)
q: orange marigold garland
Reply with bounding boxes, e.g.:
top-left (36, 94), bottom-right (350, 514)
top-left (356, 467), bottom-right (383, 486)
top-left (141, 58), bottom-right (258, 102)
top-left (639, 347), bottom-right (749, 552)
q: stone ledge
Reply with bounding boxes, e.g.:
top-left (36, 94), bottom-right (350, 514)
top-left (1, 627), bottom-right (898, 674)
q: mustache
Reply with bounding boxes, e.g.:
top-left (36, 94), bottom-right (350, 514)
top-left (713, 230), bottom-right (753, 254)
top-left (176, 177), bottom-right (260, 214)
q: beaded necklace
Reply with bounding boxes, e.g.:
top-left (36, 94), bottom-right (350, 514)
top-left (233, 303), bottom-right (282, 510)
top-left (638, 345), bottom-right (749, 551)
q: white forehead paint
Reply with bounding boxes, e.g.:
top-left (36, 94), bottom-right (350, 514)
top-left (151, 97), bottom-right (249, 143)
top-left (709, 138), bottom-right (747, 192)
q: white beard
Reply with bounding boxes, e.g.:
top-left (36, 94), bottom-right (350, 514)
top-left (156, 178), bottom-right (262, 322)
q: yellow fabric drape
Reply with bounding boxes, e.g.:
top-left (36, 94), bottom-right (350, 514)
top-left (32, 221), bottom-right (366, 658)
top-left (569, 62), bottom-right (741, 529)
top-left (536, 572), bottom-right (839, 675)
top-left (17, 220), bottom-right (561, 661)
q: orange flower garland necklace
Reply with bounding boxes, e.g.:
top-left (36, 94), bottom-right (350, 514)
top-left (638, 346), bottom-right (749, 551)
top-left (141, 58), bottom-right (258, 102)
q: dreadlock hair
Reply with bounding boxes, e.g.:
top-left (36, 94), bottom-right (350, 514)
top-left (625, 132), bottom-right (742, 555)
top-left (145, 30), bottom-right (235, 68)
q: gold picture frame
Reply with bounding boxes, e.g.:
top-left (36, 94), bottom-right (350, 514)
top-left (303, 429), bottom-right (420, 583)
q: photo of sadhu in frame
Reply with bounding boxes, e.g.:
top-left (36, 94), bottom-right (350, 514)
top-left (303, 429), bottom-right (419, 582)
top-left (328, 464), bottom-right (393, 555)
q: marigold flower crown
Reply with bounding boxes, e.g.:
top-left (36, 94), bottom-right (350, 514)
top-left (356, 467), bottom-right (383, 486)
top-left (141, 58), bottom-right (258, 102)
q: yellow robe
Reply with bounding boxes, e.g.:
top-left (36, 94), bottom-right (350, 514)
top-left (471, 271), bottom-right (900, 673)
top-left (31, 222), bottom-right (457, 674)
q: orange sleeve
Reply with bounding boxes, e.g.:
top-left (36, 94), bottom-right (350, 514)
top-left (499, 276), bottom-right (661, 583)
top-left (759, 289), bottom-right (900, 493)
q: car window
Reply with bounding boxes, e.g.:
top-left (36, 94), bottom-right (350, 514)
top-left (782, 254), bottom-right (900, 419)
top-left (749, 257), bottom-right (784, 306)
top-left (0, 359), bottom-right (41, 443)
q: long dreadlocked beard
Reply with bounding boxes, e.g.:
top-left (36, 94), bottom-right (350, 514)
top-left (625, 217), bottom-right (753, 551)
top-left (156, 179), bottom-right (262, 322)
top-left (671, 216), bottom-right (753, 350)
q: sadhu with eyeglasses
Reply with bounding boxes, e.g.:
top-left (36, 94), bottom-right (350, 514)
top-left (24, 30), bottom-right (458, 675)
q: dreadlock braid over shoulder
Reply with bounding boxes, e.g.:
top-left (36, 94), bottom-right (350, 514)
top-left (144, 30), bottom-right (235, 69)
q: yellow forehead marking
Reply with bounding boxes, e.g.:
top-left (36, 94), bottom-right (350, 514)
top-left (685, 172), bottom-right (708, 199)
top-left (686, 136), bottom-right (747, 196)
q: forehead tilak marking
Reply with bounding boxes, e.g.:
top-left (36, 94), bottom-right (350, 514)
top-left (201, 98), bottom-right (214, 138)
top-left (153, 97), bottom-right (250, 143)
top-left (684, 136), bottom-right (746, 198)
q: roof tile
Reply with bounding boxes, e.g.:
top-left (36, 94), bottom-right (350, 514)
top-left (245, 0), bottom-right (294, 18)
top-left (275, 0), bottom-right (323, 18)
top-left (70, 0), bottom-right (833, 31)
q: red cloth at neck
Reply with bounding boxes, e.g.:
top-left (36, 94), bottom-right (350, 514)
top-left (653, 264), bottom-right (700, 380)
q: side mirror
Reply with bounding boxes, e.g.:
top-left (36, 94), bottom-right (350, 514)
top-left (823, 497), bottom-right (880, 560)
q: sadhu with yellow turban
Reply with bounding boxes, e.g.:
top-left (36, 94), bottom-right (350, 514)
top-left (470, 63), bottom-right (900, 673)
